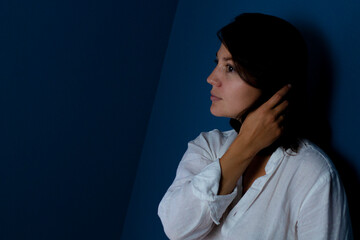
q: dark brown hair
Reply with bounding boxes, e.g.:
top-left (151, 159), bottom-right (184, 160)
top-left (217, 13), bottom-right (308, 153)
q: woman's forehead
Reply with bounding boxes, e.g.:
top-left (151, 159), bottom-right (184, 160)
top-left (216, 44), bottom-right (233, 60)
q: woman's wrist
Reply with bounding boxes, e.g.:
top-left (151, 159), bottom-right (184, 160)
top-left (218, 136), bottom-right (257, 195)
top-left (231, 133), bottom-right (259, 160)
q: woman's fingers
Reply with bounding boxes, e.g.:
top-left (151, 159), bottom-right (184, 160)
top-left (277, 114), bottom-right (285, 124)
top-left (236, 84), bottom-right (291, 154)
top-left (273, 99), bottom-right (289, 117)
top-left (264, 84), bottom-right (291, 109)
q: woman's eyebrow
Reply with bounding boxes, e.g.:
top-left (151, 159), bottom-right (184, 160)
top-left (223, 57), bottom-right (233, 61)
top-left (215, 52), bottom-right (233, 61)
top-left (216, 52), bottom-right (233, 61)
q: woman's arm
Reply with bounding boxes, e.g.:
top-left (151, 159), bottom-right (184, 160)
top-left (218, 85), bottom-right (291, 195)
top-left (158, 85), bottom-right (291, 239)
top-left (158, 133), bottom-right (238, 239)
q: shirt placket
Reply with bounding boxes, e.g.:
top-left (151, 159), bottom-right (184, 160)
top-left (221, 150), bottom-right (284, 237)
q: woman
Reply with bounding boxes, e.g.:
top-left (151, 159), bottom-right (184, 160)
top-left (158, 13), bottom-right (352, 239)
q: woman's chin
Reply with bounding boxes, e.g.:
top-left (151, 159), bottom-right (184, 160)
top-left (210, 110), bottom-right (219, 117)
top-left (210, 106), bottom-right (243, 120)
top-left (210, 107), bottom-right (226, 118)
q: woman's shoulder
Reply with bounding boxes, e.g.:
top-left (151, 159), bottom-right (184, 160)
top-left (285, 139), bottom-right (338, 182)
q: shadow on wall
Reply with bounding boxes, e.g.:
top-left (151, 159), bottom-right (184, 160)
top-left (299, 24), bottom-right (360, 238)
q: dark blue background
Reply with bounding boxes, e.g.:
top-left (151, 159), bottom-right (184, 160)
top-left (1, 0), bottom-right (359, 239)
top-left (0, 0), bottom-right (178, 239)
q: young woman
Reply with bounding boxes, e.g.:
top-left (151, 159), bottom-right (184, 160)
top-left (158, 13), bottom-right (353, 239)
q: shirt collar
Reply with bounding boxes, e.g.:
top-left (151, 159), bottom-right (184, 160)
top-left (265, 146), bottom-right (285, 174)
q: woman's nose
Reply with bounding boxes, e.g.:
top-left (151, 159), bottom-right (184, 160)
top-left (207, 68), bottom-right (221, 87)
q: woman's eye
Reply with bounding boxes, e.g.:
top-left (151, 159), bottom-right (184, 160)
top-left (226, 64), bottom-right (234, 72)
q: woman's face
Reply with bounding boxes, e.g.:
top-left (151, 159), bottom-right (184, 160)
top-left (207, 44), bottom-right (262, 120)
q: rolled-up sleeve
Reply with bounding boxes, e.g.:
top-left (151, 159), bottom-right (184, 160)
top-left (191, 159), bottom-right (238, 224)
top-left (158, 132), bottom-right (237, 240)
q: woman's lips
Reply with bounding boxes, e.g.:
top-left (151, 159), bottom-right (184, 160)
top-left (210, 93), bottom-right (222, 101)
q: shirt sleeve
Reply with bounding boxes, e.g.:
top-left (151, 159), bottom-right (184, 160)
top-left (296, 169), bottom-right (353, 240)
top-left (158, 132), bottom-right (237, 240)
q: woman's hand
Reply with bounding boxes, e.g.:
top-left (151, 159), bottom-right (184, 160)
top-left (237, 84), bottom-right (291, 157)
top-left (218, 84), bottom-right (291, 195)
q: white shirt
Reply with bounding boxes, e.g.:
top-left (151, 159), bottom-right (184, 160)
top-left (158, 129), bottom-right (353, 240)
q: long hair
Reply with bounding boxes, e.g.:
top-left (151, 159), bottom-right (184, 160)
top-left (217, 13), bottom-right (308, 153)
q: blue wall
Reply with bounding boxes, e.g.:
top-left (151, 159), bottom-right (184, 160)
top-left (2, 0), bottom-right (359, 239)
top-left (0, 0), bottom-right (178, 239)
top-left (122, 0), bottom-right (360, 239)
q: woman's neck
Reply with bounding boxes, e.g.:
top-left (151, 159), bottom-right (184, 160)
top-left (242, 153), bottom-right (271, 194)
